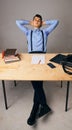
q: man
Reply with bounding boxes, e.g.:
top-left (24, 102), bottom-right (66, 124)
top-left (16, 14), bottom-right (59, 125)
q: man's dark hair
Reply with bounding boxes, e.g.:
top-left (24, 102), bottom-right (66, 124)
top-left (33, 14), bottom-right (42, 21)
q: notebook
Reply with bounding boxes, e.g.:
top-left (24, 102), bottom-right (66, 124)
top-left (31, 55), bottom-right (45, 64)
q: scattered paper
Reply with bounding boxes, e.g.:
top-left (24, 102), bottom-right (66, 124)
top-left (31, 55), bottom-right (45, 64)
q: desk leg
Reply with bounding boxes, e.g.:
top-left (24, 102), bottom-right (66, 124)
top-left (14, 80), bottom-right (16, 86)
top-left (2, 80), bottom-right (8, 110)
top-left (65, 81), bottom-right (70, 112)
top-left (61, 81), bottom-right (63, 88)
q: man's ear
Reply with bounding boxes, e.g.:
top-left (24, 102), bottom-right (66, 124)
top-left (40, 21), bottom-right (42, 27)
top-left (42, 21), bottom-right (45, 26)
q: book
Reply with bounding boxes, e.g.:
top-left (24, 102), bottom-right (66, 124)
top-left (31, 55), bottom-right (45, 64)
top-left (4, 49), bottom-right (17, 56)
top-left (4, 54), bottom-right (20, 63)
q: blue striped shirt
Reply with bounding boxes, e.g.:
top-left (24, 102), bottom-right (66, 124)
top-left (16, 20), bottom-right (59, 53)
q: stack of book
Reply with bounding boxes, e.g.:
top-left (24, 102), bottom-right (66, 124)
top-left (4, 49), bottom-right (20, 63)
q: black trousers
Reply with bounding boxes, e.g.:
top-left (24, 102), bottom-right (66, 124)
top-left (31, 81), bottom-right (47, 106)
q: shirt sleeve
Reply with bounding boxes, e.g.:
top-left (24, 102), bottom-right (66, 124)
top-left (44, 20), bottom-right (59, 36)
top-left (16, 20), bottom-right (30, 35)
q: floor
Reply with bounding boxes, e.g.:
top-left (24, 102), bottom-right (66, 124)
top-left (0, 80), bottom-right (72, 130)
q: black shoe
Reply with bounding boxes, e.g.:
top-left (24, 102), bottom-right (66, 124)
top-left (27, 113), bottom-right (36, 126)
top-left (27, 104), bottom-right (39, 126)
top-left (38, 105), bottom-right (51, 118)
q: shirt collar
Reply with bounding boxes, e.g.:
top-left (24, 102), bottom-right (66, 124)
top-left (33, 28), bottom-right (40, 32)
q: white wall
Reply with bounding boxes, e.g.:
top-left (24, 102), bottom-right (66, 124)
top-left (0, 0), bottom-right (72, 53)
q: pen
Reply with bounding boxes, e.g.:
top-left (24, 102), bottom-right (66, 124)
top-left (38, 60), bottom-right (41, 64)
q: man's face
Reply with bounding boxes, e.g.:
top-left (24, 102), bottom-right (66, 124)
top-left (33, 17), bottom-right (42, 28)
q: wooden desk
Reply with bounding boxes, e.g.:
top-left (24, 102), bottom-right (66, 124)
top-left (0, 53), bottom-right (72, 111)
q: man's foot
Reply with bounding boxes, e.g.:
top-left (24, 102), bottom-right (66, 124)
top-left (27, 104), bottom-right (39, 126)
top-left (38, 105), bottom-right (51, 118)
top-left (27, 113), bottom-right (36, 126)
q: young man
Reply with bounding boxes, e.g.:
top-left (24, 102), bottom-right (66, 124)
top-left (16, 14), bottom-right (59, 125)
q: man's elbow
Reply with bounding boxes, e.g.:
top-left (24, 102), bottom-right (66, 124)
top-left (56, 20), bottom-right (59, 26)
top-left (16, 20), bottom-right (19, 25)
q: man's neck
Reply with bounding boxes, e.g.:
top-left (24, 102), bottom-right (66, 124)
top-left (34, 27), bottom-right (40, 29)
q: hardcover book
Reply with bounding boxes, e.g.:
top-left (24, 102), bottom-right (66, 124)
top-left (4, 49), bottom-right (17, 56)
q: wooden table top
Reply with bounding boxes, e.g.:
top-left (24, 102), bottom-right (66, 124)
top-left (0, 53), bottom-right (72, 81)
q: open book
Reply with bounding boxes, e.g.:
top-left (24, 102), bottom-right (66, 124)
top-left (31, 55), bottom-right (45, 64)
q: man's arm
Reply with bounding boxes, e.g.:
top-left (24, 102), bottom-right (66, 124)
top-left (16, 20), bottom-right (31, 35)
top-left (43, 20), bottom-right (59, 36)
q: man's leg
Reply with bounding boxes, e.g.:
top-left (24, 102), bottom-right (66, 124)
top-left (32, 81), bottom-right (51, 118)
top-left (27, 81), bottom-right (40, 125)
top-left (32, 81), bottom-right (47, 106)
top-left (27, 81), bottom-right (51, 125)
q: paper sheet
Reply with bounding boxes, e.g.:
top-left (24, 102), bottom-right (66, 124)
top-left (31, 55), bottom-right (45, 64)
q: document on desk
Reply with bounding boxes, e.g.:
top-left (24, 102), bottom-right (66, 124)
top-left (31, 55), bottom-right (45, 64)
